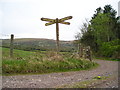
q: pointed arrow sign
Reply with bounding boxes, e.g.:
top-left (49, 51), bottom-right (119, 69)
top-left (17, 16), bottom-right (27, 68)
top-left (45, 21), bottom-right (55, 26)
top-left (41, 18), bottom-right (55, 22)
top-left (59, 16), bottom-right (72, 22)
top-left (60, 22), bottom-right (70, 25)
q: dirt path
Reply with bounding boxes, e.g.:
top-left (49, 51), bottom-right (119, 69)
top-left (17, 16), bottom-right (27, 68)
top-left (2, 60), bottom-right (118, 88)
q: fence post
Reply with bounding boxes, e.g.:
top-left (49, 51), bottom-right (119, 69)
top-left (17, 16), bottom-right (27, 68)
top-left (78, 43), bottom-right (80, 57)
top-left (10, 34), bottom-right (14, 57)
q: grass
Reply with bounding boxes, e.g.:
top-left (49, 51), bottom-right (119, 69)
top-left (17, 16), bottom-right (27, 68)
top-left (56, 75), bottom-right (110, 88)
top-left (2, 47), bottom-right (98, 75)
top-left (95, 57), bottom-right (120, 61)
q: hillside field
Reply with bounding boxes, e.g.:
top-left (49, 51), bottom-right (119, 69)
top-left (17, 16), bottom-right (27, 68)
top-left (1, 38), bottom-right (76, 52)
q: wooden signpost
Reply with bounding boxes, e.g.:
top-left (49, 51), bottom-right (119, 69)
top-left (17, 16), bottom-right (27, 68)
top-left (41, 16), bottom-right (72, 52)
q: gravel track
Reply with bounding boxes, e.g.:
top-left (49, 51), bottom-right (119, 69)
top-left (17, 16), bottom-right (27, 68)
top-left (2, 60), bottom-right (118, 88)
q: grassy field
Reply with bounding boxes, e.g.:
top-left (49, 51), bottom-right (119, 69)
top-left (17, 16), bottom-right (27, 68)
top-left (2, 47), bottom-right (98, 75)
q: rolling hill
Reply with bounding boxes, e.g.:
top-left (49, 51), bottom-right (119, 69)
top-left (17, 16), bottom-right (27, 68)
top-left (1, 38), bottom-right (76, 52)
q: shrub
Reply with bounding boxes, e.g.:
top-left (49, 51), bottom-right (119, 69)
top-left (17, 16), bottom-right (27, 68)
top-left (99, 39), bottom-right (120, 59)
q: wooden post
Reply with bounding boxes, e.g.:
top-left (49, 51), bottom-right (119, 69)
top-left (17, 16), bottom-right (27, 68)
top-left (78, 43), bottom-right (80, 57)
top-left (10, 34), bottom-right (14, 57)
top-left (56, 18), bottom-right (59, 53)
top-left (79, 43), bottom-right (83, 57)
top-left (80, 47), bottom-right (83, 58)
top-left (88, 46), bottom-right (92, 61)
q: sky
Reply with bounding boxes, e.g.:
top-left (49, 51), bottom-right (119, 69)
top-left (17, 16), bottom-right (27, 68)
top-left (0, 0), bottom-right (119, 41)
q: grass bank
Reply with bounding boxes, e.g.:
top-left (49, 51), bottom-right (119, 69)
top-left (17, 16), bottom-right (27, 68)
top-left (2, 47), bottom-right (98, 75)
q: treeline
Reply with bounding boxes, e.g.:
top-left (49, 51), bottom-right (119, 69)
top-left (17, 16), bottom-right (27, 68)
top-left (76, 5), bottom-right (120, 59)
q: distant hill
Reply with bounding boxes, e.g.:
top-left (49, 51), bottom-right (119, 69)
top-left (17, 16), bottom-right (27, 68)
top-left (1, 38), bottom-right (76, 52)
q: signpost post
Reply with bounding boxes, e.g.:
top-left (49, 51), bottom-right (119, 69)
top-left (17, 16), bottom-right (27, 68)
top-left (41, 16), bottom-right (72, 52)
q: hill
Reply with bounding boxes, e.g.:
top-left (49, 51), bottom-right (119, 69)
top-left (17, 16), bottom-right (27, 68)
top-left (1, 38), bottom-right (76, 52)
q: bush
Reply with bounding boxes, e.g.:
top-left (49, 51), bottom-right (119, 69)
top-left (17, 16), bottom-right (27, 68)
top-left (99, 39), bottom-right (120, 59)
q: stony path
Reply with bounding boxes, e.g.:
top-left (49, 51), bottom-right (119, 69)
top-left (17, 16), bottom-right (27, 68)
top-left (2, 60), bottom-right (118, 88)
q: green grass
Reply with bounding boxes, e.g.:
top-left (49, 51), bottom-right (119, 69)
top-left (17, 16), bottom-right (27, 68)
top-left (2, 47), bottom-right (98, 75)
top-left (2, 47), bottom-right (34, 59)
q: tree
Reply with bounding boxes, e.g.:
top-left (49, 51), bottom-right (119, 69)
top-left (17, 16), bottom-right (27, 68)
top-left (91, 13), bottom-right (116, 43)
top-left (92, 7), bottom-right (103, 20)
top-left (90, 5), bottom-right (117, 46)
top-left (76, 4), bottom-right (119, 58)
top-left (103, 5), bottom-right (117, 18)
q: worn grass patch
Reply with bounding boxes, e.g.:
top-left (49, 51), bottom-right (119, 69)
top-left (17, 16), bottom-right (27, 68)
top-left (56, 76), bottom-right (110, 88)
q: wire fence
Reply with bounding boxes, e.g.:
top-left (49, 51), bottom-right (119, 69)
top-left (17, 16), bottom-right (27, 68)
top-left (0, 33), bottom-right (20, 39)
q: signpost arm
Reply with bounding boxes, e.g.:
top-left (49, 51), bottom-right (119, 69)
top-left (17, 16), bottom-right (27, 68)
top-left (56, 18), bottom-right (59, 53)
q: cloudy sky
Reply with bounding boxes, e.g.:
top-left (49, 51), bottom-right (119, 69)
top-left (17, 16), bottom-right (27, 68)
top-left (0, 0), bottom-right (119, 40)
